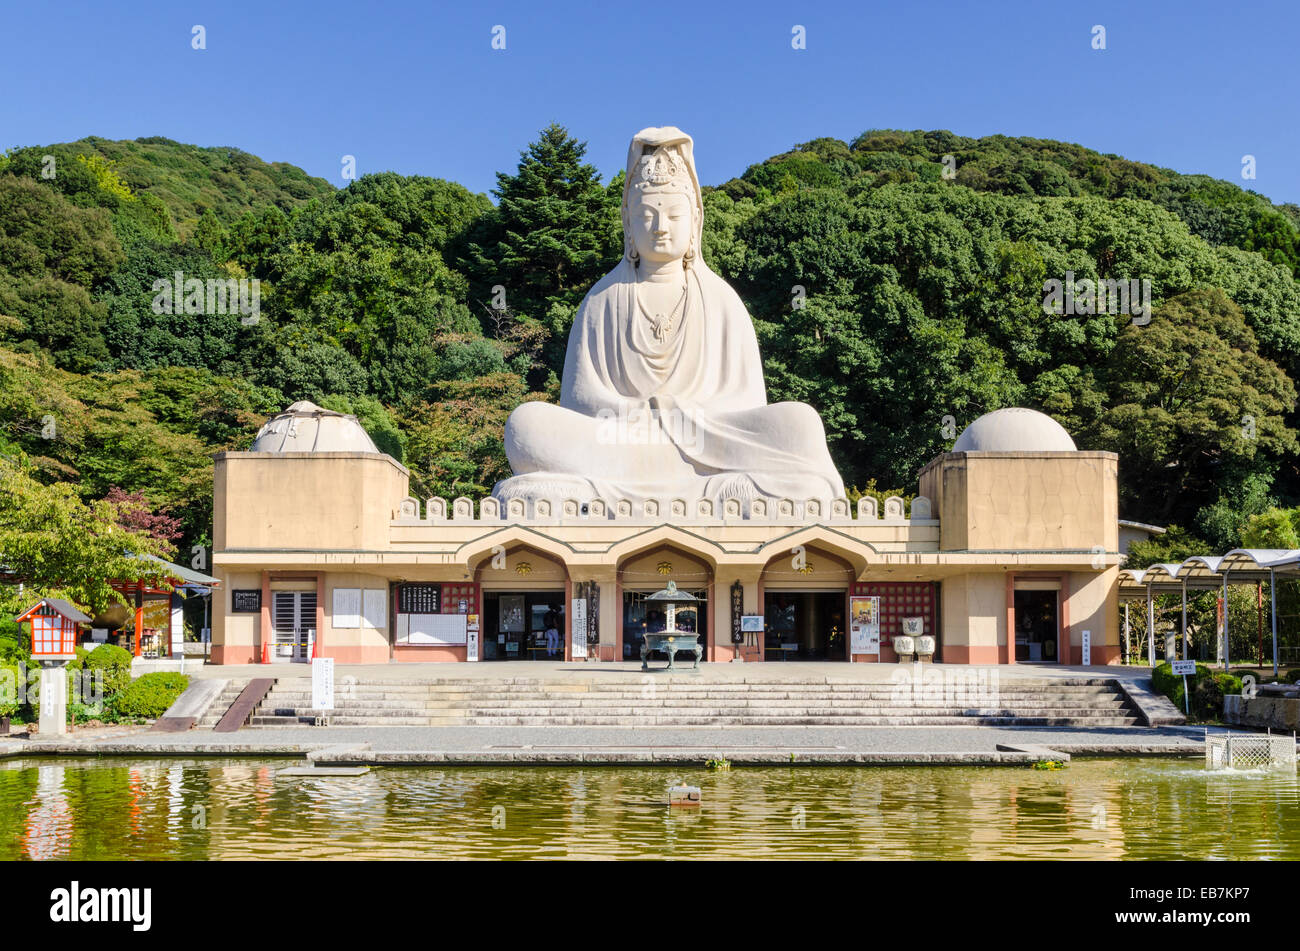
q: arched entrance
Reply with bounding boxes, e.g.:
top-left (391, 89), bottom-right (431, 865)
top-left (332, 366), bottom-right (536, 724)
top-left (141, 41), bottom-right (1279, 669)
top-left (618, 546), bottom-right (712, 664)
top-left (474, 545), bottom-right (570, 661)
top-left (759, 545), bottom-right (854, 661)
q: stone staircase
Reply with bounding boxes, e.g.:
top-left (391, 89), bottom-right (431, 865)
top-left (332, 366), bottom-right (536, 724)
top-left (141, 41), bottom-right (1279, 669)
top-left (195, 679), bottom-right (253, 729)
top-left (243, 677), bottom-right (1142, 728)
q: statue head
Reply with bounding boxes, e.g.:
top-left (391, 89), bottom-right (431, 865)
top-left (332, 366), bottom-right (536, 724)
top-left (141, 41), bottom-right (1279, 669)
top-left (622, 127), bottom-right (704, 269)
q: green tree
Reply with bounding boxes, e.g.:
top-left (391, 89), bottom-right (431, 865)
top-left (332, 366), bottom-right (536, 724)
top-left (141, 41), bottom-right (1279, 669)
top-left (259, 173), bottom-right (486, 405)
top-left (1073, 288), bottom-right (1297, 524)
top-left (459, 124), bottom-right (621, 373)
top-left (1240, 508), bottom-right (1300, 549)
top-left (0, 455), bottom-right (172, 617)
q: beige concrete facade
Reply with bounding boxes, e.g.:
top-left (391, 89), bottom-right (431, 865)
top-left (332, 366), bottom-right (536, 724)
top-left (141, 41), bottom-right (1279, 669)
top-left (211, 448), bottom-right (1122, 666)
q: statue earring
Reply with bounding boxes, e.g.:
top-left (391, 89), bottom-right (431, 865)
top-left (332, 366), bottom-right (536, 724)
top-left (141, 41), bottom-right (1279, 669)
top-left (683, 240), bottom-right (695, 269)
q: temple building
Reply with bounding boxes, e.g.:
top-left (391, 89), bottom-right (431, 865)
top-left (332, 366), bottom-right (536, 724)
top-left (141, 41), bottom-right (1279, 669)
top-left (210, 402), bottom-right (1120, 666)
top-left (210, 128), bottom-right (1119, 667)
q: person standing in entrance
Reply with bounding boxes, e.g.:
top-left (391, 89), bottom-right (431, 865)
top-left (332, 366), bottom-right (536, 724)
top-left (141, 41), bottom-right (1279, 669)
top-left (544, 609), bottom-right (560, 658)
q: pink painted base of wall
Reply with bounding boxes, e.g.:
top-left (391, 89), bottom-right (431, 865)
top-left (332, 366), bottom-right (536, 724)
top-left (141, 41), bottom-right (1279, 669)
top-left (392, 645), bottom-right (466, 663)
top-left (316, 644), bottom-right (393, 663)
top-left (208, 641), bottom-right (1120, 665)
top-left (942, 645), bottom-right (1003, 664)
top-left (1067, 644), bottom-right (1120, 665)
top-left (210, 645), bottom-right (257, 665)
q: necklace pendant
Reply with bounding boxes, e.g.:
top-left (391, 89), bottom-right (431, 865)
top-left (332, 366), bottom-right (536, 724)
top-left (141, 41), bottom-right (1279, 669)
top-left (652, 312), bottom-right (671, 342)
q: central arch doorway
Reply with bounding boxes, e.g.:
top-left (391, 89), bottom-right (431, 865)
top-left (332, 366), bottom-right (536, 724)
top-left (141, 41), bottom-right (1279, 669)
top-left (759, 545), bottom-right (853, 661)
top-left (1013, 579), bottom-right (1062, 663)
top-left (618, 546), bottom-right (711, 663)
top-left (476, 546), bottom-right (569, 661)
top-left (762, 590), bottom-right (846, 661)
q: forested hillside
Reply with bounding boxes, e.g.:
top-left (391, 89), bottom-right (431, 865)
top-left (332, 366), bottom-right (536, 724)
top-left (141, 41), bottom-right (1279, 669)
top-left (3, 125), bottom-right (1299, 603)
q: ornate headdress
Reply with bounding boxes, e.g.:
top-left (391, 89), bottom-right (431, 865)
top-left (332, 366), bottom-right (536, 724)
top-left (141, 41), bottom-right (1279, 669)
top-left (628, 145), bottom-right (694, 196)
top-left (622, 127), bottom-right (705, 268)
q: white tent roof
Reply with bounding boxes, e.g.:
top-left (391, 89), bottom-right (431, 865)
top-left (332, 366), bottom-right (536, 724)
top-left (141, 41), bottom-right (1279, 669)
top-left (1119, 549), bottom-right (1300, 600)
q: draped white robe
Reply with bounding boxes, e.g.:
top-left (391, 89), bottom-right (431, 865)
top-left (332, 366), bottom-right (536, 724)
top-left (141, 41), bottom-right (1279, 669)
top-left (496, 257), bottom-right (846, 507)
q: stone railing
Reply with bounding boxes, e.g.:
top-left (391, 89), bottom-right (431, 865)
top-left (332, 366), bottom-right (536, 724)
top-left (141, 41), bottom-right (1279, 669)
top-left (392, 494), bottom-right (935, 526)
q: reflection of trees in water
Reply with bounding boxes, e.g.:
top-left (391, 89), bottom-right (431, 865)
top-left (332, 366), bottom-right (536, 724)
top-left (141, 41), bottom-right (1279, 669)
top-left (0, 764), bottom-right (40, 857)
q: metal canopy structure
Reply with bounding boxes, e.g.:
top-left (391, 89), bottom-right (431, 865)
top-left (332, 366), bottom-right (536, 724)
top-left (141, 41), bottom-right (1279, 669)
top-left (1118, 549), bottom-right (1300, 675)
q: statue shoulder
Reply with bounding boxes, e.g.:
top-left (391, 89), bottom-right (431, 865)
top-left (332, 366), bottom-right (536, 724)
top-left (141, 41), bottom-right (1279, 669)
top-left (696, 266), bottom-right (748, 309)
top-left (578, 262), bottom-right (631, 314)
top-left (695, 267), bottom-right (756, 330)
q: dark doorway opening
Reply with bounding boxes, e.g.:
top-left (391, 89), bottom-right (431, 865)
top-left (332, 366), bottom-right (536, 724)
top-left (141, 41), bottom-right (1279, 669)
top-left (763, 591), bottom-right (846, 661)
top-left (1014, 589), bottom-right (1058, 662)
top-left (482, 591), bottom-right (565, 661)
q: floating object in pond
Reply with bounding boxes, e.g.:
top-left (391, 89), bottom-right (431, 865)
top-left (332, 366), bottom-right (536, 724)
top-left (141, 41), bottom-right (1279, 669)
top-left (277, 766), bottom-right (371, 777)
top-left (669, 784), bottom-right (701, 805)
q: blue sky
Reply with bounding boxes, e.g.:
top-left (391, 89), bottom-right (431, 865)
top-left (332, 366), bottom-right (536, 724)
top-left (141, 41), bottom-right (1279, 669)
top-left (3, 0), bottom-right (1298, 204)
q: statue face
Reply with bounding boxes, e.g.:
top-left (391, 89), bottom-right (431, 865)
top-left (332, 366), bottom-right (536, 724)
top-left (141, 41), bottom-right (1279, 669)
top-left (628, 191), bottom-right (693, 263)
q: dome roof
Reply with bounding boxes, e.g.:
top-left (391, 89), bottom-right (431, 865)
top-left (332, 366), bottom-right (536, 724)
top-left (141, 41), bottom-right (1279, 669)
top-left (250, 401), bottom-right (379, 453)
top-left (952, 408), bottom-right (1077, 452)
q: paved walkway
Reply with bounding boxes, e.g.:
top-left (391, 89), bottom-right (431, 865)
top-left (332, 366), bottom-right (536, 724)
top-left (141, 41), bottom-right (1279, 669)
top-left (0, 722), bottom-right (1214, 766)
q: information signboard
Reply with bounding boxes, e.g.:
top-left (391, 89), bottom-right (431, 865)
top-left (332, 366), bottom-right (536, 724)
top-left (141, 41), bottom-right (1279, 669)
top-left (232, 590), bottom-right (261, 613)
top-left (571, 597), bottom-right (587, 659)
top-left (312, 657), bottom-right (335, 711)
top-left (398, 583), bottom-right (441, 615)
top-left (850, 596), bottom-right (880, 655)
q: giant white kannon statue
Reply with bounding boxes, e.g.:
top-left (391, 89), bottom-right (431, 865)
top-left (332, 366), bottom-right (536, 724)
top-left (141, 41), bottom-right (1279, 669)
top-left (494, 127), bottom-right (845, 509)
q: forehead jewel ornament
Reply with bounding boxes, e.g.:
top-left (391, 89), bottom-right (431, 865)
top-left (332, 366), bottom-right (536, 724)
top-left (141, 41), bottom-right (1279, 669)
top-left (630, 145), bottom-right (694, 194)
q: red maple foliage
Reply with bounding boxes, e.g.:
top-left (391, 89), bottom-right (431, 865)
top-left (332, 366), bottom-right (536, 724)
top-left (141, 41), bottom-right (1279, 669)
top-left (105, 487), bottom-right (184, 544)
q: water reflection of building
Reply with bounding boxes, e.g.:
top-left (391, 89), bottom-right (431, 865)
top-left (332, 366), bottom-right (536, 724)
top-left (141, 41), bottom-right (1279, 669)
top-left (22, 764), bottom-right (73, 860)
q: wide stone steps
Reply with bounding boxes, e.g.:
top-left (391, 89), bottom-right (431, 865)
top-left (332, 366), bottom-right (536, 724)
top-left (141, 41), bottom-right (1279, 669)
top-left (254, 696), bottom-right (1129, 711)
top-left (257, 686), bottom-right (1121, 700)
top-left (254, 704), bottom-right (1129, 719)
top-left (240, 676), bottom-right (1141, 728)
top-left (455, 715), bottom-right (1140, 727)
top-left (253, 702), bottom-right (1130, 717)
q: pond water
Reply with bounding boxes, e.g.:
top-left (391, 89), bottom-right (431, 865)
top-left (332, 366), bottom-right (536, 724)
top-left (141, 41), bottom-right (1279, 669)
top-left (2, 757), bottom-right (1297, 860)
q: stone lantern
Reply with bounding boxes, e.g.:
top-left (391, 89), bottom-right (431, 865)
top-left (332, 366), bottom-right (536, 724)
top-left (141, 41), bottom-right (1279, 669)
top-left (14, 599), bottom-right (91, 736)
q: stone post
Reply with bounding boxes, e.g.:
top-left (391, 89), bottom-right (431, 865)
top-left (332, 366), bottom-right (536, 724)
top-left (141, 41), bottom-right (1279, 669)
top-left (38, 662), bottom-right (68, 737)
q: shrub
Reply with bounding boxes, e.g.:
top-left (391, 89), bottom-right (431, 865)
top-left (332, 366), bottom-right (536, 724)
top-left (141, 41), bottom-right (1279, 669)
top-left (111, 672), bottom-right (189, 719)
top-left (67, 701), bottom-right (99, 725)
top-left (1214, 673), bottom-right (1244, 696)
top-left (84, 643), bottom-right (132, 696)
top-left (0, 661), bottom-right (21, 719)
top-left (1153, 661), bottom-right (1244, 720)
top-left (0, 619), bottom-right (25, 663)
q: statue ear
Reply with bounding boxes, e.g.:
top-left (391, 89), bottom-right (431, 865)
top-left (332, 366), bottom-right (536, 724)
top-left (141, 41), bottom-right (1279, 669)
top-left (621, 204), bottom-right (638, 265)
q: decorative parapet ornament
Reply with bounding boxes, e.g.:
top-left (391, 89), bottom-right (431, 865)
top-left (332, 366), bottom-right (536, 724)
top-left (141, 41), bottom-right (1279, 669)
top-left (391, 494), bottom-right (936, 526)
